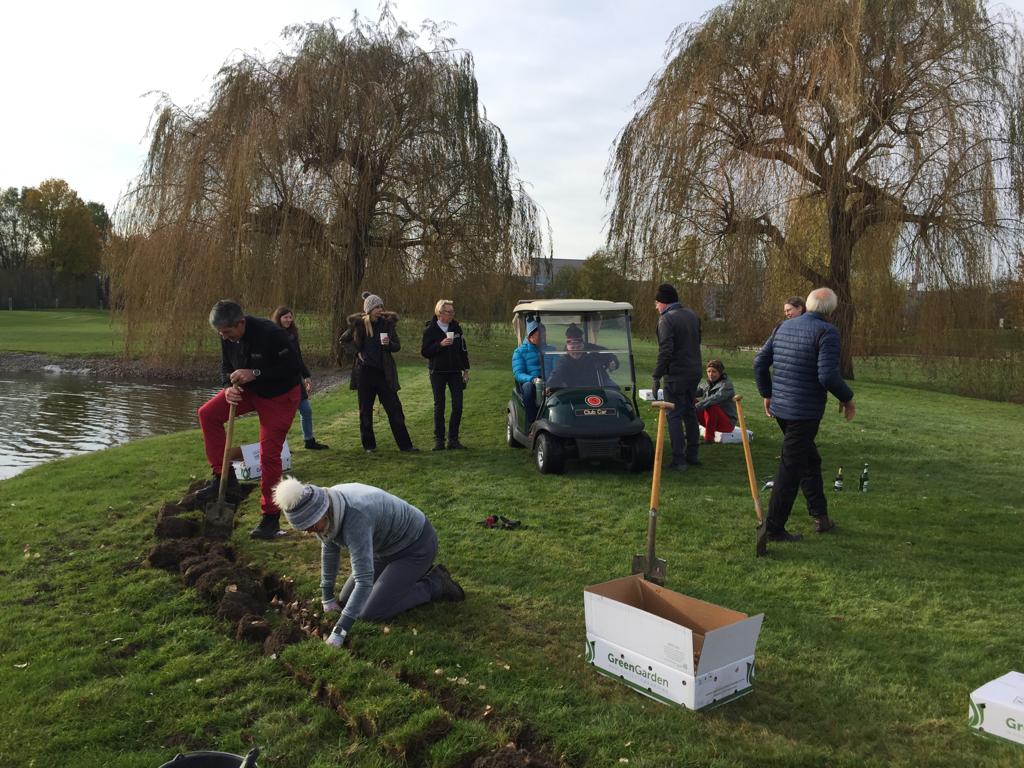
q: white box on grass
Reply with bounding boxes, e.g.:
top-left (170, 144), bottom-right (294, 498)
top-left (231, 441), bottom-right (291, 481)
top-left (699, 425), bottom-right (753, 444)
top-left (584, 574), bottom-right (764, 710)
top-left (969, 671), bottom-right (1024, 746)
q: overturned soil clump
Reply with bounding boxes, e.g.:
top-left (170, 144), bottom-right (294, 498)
top-left (472, 746), bottom-right (558, 768)
top-left (263, 620), bottom-right (307, 657)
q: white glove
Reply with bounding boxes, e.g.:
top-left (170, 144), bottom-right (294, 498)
top-left (322, 598), bottom-right (342, 613)
top-left (326, 630), bottom-right (347, 648)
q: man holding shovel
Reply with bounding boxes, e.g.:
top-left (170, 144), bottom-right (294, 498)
top-left (197, 300), bottom-right (303, 540)
top-left (753, 288), bottom-right (855, 541)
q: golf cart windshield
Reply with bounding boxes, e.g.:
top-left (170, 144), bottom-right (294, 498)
top-left (528, 312), bottom-right (634, 392)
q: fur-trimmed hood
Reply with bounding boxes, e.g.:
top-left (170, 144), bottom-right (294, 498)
top-left (347, 310), bottom-right (399, 326)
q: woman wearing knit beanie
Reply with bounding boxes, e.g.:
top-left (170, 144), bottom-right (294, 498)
top-left (338, 291), bottom-right (418, 453)
top-left (273, 476), bottom-right (465, 648)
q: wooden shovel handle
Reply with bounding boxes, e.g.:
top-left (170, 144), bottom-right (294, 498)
top-left (216, 403), bottom-right (238, 506)
top-left (648, 401), bottom-right (674, 511)
top-left (733, 395), bottom-right (764, 524)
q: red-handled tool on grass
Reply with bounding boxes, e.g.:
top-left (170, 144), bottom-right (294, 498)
top-left (204, 402), bottom-right (237, 536)
top-left (734, 395), bottom-right (768, 557)
top-left (631, 400), bottom-right (674, 584)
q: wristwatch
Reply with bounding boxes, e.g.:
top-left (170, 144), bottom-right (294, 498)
top-left (252, 369), bottom-right (261, 378)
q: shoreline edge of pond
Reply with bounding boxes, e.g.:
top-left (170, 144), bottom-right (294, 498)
top-left (0, 352), bottom-right (350, 391)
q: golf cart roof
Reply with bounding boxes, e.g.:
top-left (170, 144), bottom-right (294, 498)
top-left (513, 299), bottom-right (633, 314)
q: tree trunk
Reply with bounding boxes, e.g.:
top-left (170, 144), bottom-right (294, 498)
top-left (828, 206), bottom-right (856, 380)
top-left (331, 201), bottom-right (372, 364)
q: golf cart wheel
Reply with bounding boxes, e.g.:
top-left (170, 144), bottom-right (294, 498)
top-left (626, 433), bottom-right (654, 472)
top-left (535, 432), bottom-right (565, 474)
top-left (506, 410), bottom-right (523, 448)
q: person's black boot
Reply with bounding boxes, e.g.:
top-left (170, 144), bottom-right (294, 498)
top-left (429, 564), bottom-right (465, 602)
top-left (195, 472), bottom-right (238, 503)
top-left (305, 439), bottom-right (330, 450)
top-left (249, 514), bottom-right (287, 540)
top-left (432, 438), bottom-right (446, 451)
top-left (814, 514), bottom-right (836, 533)
top-left (447, 438), bottom-right (465, 450)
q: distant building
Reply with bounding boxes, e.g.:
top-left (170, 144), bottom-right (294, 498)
top-left (528, 257), bottom-right (584, 294)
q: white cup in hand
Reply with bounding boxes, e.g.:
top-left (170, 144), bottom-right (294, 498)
top-left (446, 331), bottom-right (455, 341)
top-left (380, 332), bottom-right (389, 344)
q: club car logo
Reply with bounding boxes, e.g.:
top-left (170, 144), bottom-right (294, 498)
top-left (575, 393), bottom-right (617, 417)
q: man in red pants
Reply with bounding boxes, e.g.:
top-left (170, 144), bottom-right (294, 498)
top-left (197, 300), bottom-right (302, 539)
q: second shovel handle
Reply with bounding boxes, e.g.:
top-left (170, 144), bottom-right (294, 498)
top-left (734, 395), bottom-right (764, 524)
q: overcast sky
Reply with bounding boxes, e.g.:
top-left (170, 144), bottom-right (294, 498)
top-left (2, 1), bottom-right (1021, 260)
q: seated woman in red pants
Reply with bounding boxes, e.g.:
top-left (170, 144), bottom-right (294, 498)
top-left (695, 359), bottom-right (737, 442)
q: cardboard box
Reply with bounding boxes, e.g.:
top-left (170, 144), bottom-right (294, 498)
top-left (699, 425), bottom-right (753, 444)
top-left (584, 575), bottom-right (764, 710)
top-left (231, 441), bottom-right (291, 481)
top-left (969, 671), bottom-right (1024, 746)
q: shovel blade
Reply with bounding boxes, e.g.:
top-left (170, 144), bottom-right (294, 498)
top-left (631, 554), bottom-right (668, 586)
top-left (205, 500), bottom-right (236, 526)
top-left (755, 521), bottom-right (769, 558)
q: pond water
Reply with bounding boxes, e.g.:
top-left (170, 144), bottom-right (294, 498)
top-left (0, 368), bottom-right (219, 480)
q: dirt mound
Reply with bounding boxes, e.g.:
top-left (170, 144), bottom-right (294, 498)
top-left (236, 615), bottom-right (271, 643)
top-left (147, 538), bottom-right (205, 570)
top-left (472, 746), bottom-right (558, 768)
top-left (263, 620), bottom-right (306, 656)
top-left (218, 588), bottom-right (268, 622)
top-left (155, 516), bottom-right (201, 539)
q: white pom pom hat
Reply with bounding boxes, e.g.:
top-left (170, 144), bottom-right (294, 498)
top-left (273, 476), bottom-right (329, 530)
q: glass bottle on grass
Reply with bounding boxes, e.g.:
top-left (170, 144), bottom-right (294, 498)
top-left (859, 463), bottom-right (869, 492)
top-left (833, 466), bottom-right (844, 492)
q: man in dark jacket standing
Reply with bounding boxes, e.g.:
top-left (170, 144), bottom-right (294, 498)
top-left (753, 287), bottom-right (856, 541)
top-left (652, 283), bottom-right (702, 471)
top-left (197, 300), bottom-right (303, 540)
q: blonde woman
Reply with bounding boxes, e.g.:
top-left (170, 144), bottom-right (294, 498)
top-left (420, 299), bottom-right (470, 450)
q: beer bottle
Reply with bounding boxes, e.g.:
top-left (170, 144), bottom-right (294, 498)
top-left (859, 463), bottom-right (869, 492)
top-left (833, 466), bottom-right (844, 492)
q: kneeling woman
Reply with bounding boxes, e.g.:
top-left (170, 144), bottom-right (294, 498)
top-left (274, 477), bottom-right (465, 648)
top-left (695, 359), bottom-right (737, 442)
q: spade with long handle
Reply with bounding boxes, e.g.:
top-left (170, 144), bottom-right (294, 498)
top-left (734, 395), bottom-right (769, 557)
top-left (631, 400), bottom-right (674, 584)
top-left (204, 402), bottom-right (237, 536)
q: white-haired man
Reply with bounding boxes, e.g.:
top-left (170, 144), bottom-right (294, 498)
top-left (753, 287), bottom-right (855, 541)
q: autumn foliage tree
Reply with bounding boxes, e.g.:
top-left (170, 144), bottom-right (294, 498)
top-left (607, 0), bottom-right (1024, 376)
top-left (113, 9), bottom-right (547, 361)
top-left (6, 179), bottom-right (105, 276)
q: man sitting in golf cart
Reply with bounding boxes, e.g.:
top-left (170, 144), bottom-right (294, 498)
top-left (546, 324), bottom-right (614, 392)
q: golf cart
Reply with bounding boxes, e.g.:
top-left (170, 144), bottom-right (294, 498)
top-left (507, 299), bottom-right (654, 474)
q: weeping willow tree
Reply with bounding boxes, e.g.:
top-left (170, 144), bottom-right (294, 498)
top-left (607, 0), bottom-right (1024, 377)
top-left (111, 8), bottom-right (547, 362)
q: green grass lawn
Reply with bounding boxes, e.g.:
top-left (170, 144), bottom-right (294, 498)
top-left (1, 325), bottom-right (1023, 767)
top-left (0, 309), bottom-right (124, 356)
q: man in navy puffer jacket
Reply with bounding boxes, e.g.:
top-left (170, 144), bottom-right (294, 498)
top-left (753, 288), bottom-right (856, 541)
